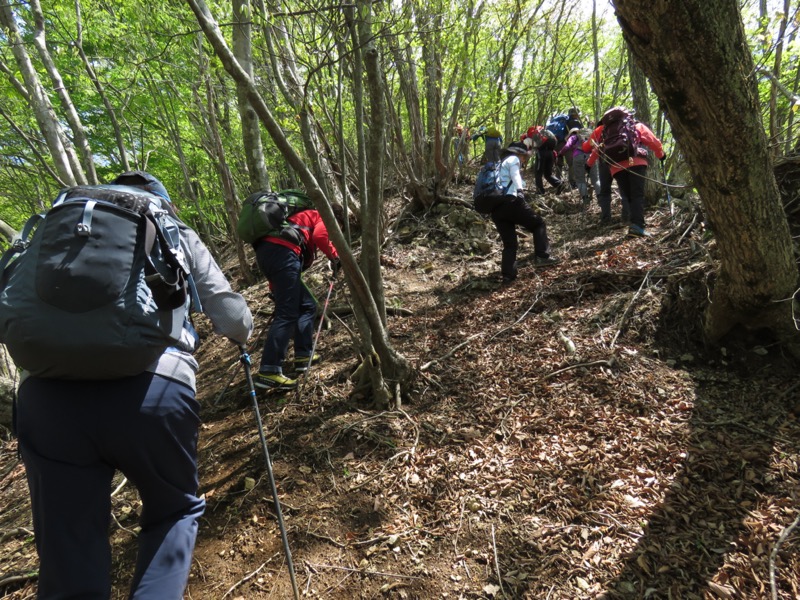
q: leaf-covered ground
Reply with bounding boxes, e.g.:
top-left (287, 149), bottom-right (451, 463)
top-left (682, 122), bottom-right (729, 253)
top-left (1, 175), bottom-right (799, 599)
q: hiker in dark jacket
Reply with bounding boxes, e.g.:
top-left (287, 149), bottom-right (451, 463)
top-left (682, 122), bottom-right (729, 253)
top-left (254, 200), bottom-right (340, 390)
top-left (15, 171), bottom-right (253, 600)
top-left (490, 142), bottom-right (560, 284)
top-left (530, 128), bottom-right (563, 194)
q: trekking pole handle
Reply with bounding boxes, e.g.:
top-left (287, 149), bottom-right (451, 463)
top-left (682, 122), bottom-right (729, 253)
top-left (238, 344), bottom-right (252, 365)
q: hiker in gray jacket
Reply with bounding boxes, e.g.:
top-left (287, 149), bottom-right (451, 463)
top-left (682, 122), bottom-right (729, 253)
top-left (15, 171), bottom-right (253, 600)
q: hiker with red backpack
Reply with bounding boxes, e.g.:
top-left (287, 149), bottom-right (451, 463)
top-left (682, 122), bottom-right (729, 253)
top-left (488, 141), bottom-right (560, 284)
top-left (11, 171), bottom-right (253, 599)
top-left (586, 107), bottom-right (665, 236)
top-left (582, 125), bottom-right (630, 224)
top-left (253, 195), bottom-right (341, 391)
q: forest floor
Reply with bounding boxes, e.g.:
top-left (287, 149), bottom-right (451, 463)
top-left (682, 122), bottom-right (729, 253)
top-left (1, 172), bottom-right (799, 600)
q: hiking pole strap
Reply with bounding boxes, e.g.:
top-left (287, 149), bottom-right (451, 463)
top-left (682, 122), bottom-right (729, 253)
top-left (238, 346), bottom-right (300, 600)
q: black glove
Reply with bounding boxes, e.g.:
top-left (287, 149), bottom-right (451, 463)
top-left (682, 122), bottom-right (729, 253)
top-left (329, 258), bottom-right (341, 277)
top-left (660, 154), bottom-right (666, 163)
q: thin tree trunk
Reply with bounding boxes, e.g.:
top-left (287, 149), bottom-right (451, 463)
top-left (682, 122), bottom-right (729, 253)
top-left (0, 219), bottom-right (15, 242)
top-left (357, 0), bottom-right (388, 328)
top-left (233, 0), bottom-right (270, 193)
top-left (29, 0), bottom-right (93, 184)
top-left (74, 0), bottom-right (130, 171)
top-left (196, 33), bottom-right (250, 280)
top-left (768, 0), bottom-right (790, 156)
top-left (0, 1), bottom-right (76, 186)
top-left (592, 0), bottom-right (602, 123)
top-left (628, 51), bottom-right (660, 207)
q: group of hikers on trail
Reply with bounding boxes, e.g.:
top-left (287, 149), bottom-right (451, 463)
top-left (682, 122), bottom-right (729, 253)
top-left (0, 171), bottom-right (340, 598)
top-left (473, 105), bottom-right (666, 285)
top-left (0, 102), bottom-right (665, 598)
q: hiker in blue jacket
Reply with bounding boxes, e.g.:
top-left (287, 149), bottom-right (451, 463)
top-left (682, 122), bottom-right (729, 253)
top-left (15, 171), bottom-right (253, 600)
top-left (489, 142), bottom-right (560, 284)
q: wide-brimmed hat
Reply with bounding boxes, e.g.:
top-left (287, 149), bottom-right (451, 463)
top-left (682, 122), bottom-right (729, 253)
top-left (506, 141), bottom-right (530, 155)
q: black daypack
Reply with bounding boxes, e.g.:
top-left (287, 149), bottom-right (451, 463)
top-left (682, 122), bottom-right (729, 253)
top-left (0, 185), bottom-right (193, 380)
top-left (473, 159), bottom-right (513, 214)
top-left (236, 188), bottom-right (314, 245)
top-left (600, 107), bottom-right (645, 164)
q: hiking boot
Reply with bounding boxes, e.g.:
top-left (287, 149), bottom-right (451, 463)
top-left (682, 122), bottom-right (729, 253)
top-left (534, 256), bottom-right (561, 267)
top-left (627, 224), bottom-right (649, 238)
top-left (254, 372), bottom-right (297, 390)
top-left (294, 354), bottom-right (321, 372)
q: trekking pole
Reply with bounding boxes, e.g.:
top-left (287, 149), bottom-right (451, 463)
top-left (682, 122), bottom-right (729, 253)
top-left (238, 346), bottom-right (300, 600)
top-left (661, 160), bottom-right (674, 222)
top-left (297, 279), bottom-right (335, 399)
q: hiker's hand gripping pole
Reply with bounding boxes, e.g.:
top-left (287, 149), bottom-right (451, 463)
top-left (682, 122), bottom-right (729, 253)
top-left (238, 346), bottom-right (300, 600)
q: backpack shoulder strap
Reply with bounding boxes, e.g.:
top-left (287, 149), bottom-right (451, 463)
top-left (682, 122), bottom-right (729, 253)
top-left (0, 213), bottom-right (45, 273)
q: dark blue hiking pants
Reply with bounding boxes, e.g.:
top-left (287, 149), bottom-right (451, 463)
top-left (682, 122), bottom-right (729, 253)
top-left (16, 373), bottom-right (204, 600)
top-left (255, 242), bottom-right (317, 374)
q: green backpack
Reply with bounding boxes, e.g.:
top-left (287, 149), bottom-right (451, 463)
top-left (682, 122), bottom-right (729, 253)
top-left (236, 189), bottom-right (314, 245)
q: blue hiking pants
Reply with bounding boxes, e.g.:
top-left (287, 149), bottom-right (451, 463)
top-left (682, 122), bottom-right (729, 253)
top-left (16, 373), bottom-right (204, 600)
top-left (255, 242), bottom-right (317, 374)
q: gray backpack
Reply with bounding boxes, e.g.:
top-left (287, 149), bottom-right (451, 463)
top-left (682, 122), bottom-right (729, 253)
top-left (0, 185), bottom-right (194, 379)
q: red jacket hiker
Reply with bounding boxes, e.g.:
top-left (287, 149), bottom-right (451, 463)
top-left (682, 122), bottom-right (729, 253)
top-left (585, 122), bottom-right (665, 176)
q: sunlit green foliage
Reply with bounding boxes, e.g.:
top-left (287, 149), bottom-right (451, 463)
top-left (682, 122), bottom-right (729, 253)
top-left (0, 0), bottom-right (797, 236)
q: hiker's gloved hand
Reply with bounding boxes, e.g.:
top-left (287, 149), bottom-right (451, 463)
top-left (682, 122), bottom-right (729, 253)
top-left (329, 258), bottom-right (341, 278)
top-left (660, 154), bottom-right (667, 163)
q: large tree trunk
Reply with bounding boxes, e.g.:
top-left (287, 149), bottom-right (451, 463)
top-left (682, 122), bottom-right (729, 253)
top-left (613, 0), bottom-right (799, 348)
